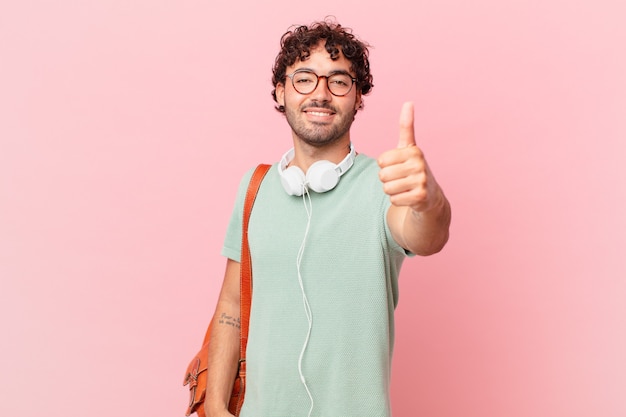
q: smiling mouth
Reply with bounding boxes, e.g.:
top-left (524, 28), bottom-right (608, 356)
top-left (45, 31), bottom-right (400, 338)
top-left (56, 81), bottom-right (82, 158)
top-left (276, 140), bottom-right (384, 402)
top-left (306, 110), bottom-right (333, 117)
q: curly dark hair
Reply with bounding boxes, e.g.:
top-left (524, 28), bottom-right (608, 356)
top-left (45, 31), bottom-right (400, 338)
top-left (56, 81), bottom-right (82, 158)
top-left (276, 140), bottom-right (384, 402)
top-left (271, 20), bottom-right (374, 113)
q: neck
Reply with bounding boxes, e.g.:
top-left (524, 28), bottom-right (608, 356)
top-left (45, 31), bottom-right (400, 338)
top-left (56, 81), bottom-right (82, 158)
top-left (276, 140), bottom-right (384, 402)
top-left (290, 139), bottom-right (353, 172)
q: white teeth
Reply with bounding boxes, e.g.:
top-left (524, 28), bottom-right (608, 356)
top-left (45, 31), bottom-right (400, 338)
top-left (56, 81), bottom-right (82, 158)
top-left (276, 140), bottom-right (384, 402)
top-left (308, 111), bottom-right (331, 116)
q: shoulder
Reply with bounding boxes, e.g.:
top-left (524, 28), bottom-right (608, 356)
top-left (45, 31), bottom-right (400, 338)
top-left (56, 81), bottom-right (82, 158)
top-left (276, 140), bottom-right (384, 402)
top-left (235, 164), bottom-right (276, 193)
top-left (340, 153), bottom-right (383, 194)
top-left (345, 153), bottom-right (379, 179)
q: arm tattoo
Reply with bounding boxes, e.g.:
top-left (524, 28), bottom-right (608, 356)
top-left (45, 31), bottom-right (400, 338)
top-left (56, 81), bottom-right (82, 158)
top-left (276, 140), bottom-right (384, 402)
top-left (218, 312), bottom-right (241, 329)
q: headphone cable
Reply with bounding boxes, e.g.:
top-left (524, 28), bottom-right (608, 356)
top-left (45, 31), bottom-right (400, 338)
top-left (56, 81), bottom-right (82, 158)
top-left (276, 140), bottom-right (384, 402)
top-left (296, 186), bottom-right (314, 417)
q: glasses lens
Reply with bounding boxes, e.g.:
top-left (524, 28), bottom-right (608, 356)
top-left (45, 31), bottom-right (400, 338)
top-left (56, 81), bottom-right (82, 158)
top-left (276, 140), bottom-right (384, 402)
top-left (327, 74), bottom-right (354, 96)
top-left (292, 71), bottom-right (317, 94)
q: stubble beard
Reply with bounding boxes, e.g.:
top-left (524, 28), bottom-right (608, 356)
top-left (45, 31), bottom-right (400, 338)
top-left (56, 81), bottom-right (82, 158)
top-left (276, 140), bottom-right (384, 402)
top-left (283, 102), bottom-right (355, 148)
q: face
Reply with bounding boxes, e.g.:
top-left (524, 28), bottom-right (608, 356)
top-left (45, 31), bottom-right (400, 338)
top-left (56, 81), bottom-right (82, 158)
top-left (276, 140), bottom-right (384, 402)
top-left (275, 42), bottom-right (362, 148)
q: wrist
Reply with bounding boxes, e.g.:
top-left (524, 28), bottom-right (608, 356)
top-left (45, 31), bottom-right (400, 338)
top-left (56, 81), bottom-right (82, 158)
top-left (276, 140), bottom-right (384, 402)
top-left (412, 186), bottom-right (445, 216)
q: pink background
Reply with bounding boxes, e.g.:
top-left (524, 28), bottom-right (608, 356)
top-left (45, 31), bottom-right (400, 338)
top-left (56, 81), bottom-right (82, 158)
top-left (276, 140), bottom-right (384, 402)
top-left (1, 1), bottom-right (625, 416)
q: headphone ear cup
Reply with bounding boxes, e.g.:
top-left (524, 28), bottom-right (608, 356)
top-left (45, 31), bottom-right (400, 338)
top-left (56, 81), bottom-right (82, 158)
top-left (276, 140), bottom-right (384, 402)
top-left (307, 160), bottom-right (340, 193)
top-left (280, 166), bottom-right (306, 196)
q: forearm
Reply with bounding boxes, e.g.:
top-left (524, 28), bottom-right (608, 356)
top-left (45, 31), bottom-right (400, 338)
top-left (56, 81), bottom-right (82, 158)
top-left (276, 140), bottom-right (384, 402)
top-left (204, 299), bottom-right (241, 416)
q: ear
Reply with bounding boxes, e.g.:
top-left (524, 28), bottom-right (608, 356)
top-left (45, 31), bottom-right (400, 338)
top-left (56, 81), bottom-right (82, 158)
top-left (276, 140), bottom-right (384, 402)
top-left (354, 91), bottom-right (363, 110)
top-left (276, 82), bottom-right (285, 107)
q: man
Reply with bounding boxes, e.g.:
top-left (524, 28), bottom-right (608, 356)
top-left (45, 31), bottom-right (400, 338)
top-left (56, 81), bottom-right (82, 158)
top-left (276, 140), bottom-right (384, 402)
top-left (205, 20), bottom-right (451, 417)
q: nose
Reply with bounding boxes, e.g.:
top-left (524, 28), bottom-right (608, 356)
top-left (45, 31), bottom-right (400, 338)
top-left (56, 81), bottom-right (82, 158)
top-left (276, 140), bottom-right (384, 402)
top-left (310, 76), bottom-right (332, 101)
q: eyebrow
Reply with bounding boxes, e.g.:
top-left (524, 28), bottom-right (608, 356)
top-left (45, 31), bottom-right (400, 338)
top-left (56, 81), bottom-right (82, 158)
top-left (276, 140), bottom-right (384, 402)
top-left (296, 67), bottom-right (353, 77)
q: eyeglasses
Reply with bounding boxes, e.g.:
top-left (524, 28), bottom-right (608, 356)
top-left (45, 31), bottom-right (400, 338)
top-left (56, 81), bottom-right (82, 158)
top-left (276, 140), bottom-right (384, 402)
top-left (285, 69), bottom-right (357, 97)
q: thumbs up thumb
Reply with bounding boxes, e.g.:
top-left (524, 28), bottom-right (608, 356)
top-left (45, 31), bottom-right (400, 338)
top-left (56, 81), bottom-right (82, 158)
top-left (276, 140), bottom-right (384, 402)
top-left (398, 102), bottom-right (416, 148)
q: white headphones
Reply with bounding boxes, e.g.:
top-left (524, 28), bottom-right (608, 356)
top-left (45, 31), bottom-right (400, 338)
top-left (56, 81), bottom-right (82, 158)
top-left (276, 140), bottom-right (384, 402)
top-left (278, 144), bottom-right (356, 196)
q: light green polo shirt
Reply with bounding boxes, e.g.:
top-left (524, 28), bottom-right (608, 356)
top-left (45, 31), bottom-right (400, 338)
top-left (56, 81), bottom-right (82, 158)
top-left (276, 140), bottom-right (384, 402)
top-left (222, 154), bottom-right (408, 417)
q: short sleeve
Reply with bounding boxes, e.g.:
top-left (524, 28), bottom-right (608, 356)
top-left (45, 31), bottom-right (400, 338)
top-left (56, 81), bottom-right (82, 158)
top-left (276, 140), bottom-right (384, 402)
top-left (220, 167), bottom-right (256, 262)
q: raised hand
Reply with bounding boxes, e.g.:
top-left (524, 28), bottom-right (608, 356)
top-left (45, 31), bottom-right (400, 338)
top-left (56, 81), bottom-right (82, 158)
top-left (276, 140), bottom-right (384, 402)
top-left (377, 102), bottom-right (443, 213)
